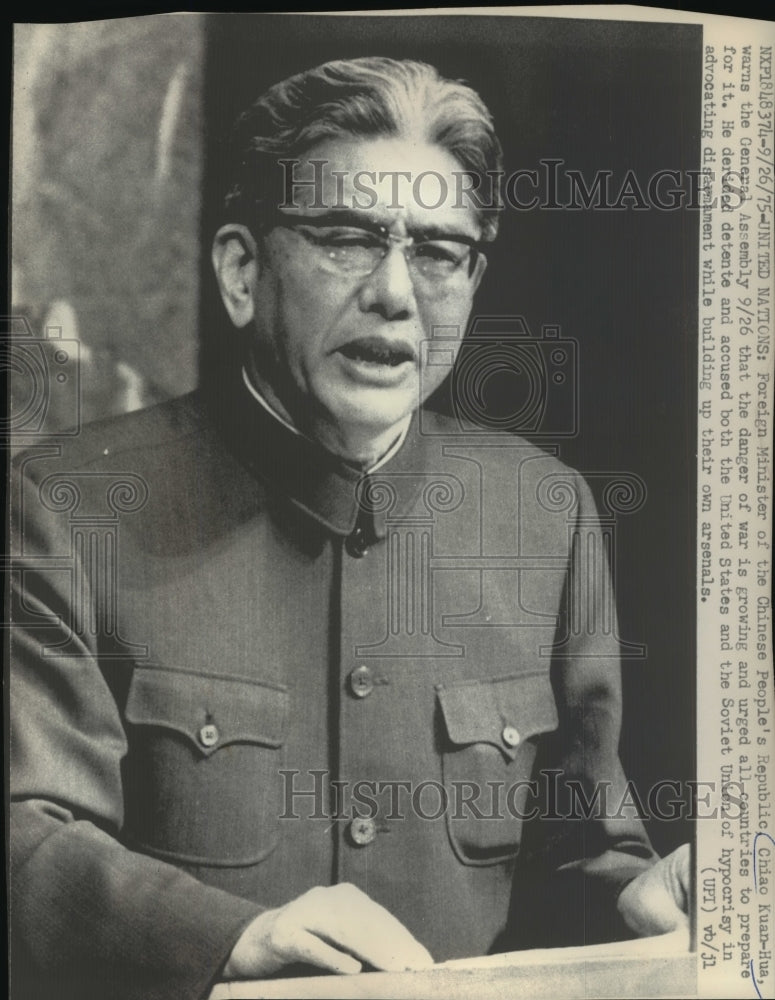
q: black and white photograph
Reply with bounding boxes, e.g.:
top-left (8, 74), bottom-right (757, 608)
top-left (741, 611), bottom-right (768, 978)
top-left (7, 9), bottom-right (773, 1000)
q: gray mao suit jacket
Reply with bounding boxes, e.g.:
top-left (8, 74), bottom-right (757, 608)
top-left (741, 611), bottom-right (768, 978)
top-left (10, 369), bottom-right (656, 1000)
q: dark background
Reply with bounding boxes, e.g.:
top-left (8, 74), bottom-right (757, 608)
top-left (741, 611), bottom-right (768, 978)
top-left (201, 13), bottom-right (702, 856)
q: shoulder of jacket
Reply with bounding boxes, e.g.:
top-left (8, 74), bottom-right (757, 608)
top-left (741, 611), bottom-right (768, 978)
top-left (12, 392), bottom-right (208, 481)
top-left (420, 408), bottom-right (581, 476)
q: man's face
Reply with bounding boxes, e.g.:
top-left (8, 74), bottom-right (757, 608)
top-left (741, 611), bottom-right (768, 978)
top-left (235, 135), bottom-right (486, 460)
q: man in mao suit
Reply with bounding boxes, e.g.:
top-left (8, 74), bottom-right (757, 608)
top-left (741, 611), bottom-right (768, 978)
top-left (10, 57), bottom-right (689, 1000)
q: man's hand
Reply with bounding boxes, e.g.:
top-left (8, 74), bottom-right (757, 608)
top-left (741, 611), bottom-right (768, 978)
top-left (617, 843), bottom-right (690, 937)
top-left (222, 883), bottom-right (434, 979)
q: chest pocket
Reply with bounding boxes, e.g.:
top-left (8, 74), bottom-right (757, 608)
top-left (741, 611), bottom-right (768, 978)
top-left (437, 670), bottom-right (558, 866)
top-left (123, 666), bottom-right (288, 867)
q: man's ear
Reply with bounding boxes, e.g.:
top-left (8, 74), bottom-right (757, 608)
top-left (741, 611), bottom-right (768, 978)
top-left (211, 224), bottom-right (259, 328)
top-left (471, 252), bottom-right (487, 295)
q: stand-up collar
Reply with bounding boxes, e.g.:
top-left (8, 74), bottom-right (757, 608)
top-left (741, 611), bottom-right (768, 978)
top-left (206, 366), bottom-right (431, 539)
top-left (239, 366), bottom-right (411, 473)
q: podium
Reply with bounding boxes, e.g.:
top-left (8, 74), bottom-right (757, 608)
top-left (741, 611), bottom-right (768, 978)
top-left (210, 932), bottom-right (695, 999)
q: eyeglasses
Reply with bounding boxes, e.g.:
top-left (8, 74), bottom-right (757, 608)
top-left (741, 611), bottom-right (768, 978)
top-left (268, 215), bottom-right (485, 287)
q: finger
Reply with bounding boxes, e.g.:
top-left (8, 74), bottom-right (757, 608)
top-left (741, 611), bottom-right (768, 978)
top-left (288, 929), bottom-right (363, 975)
top-left (315, 920), bottom-right (433, 972)
top-left (305, 888), bottom-right (434, 971)
top-left (635, 882), bottom-right (688, 935)
top-left (618, 863), bottom-right (690, 937)
top-left (347, 925), bottom-right (434, 972)
top-left (662, 925), bottom-right (691, 952)
top-left (667, 844), bottom-right (691, 907)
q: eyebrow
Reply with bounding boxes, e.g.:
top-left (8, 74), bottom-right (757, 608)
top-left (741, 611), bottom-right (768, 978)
top-left (275, 208), bottom-right (481, 245)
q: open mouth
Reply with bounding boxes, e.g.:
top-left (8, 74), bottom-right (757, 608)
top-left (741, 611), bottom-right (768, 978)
top-left (338, 337), bottom-right (415, 367)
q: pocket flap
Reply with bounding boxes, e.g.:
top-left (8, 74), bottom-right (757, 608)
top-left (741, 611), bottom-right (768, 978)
top-left (125, 667), bottom-right (289, 757)
top-left (437, 671), bottom-right (558, 761)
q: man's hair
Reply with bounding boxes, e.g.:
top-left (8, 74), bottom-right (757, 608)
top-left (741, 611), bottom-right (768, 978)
top-left (223, 56), bottom-right (503, 241)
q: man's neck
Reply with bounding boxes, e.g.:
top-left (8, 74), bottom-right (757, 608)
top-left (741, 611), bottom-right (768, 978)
top-left (241, 367), bottom-right (410, 472)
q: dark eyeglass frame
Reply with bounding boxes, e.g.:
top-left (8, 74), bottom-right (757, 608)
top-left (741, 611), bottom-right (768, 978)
top-left (261, 211), bottom-right (487, 281)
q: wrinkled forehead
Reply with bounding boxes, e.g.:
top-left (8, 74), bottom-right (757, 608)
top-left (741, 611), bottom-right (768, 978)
top-left (280, 135), bottom-right (484, 239)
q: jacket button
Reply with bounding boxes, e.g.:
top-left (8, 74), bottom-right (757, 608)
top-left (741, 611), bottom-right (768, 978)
top-left (349, 664), bottom-right (374, 699)
top-left (199, 723), bottom-right (219, 748)
top-left (348, 816), bottom-right (377, 846)
top-left (345, 525), bottom-right (369, 558)
top-left (501, 725), bottom-right (520, 748)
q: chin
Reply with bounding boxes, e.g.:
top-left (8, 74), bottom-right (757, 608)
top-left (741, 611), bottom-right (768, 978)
top-left (338, 403), bottom-right (414, 436)
top-left (323, 388), bottom-right (417, 431)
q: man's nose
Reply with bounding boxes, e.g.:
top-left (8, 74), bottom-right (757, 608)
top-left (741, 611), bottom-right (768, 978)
top-left (357, 246), bottom-right (417, 321)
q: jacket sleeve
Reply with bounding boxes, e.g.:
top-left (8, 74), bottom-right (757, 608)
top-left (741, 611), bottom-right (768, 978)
top-left (503, 472), bottom-right (657, 949)
top-left (9, 460), bottom-right (263, 1000)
